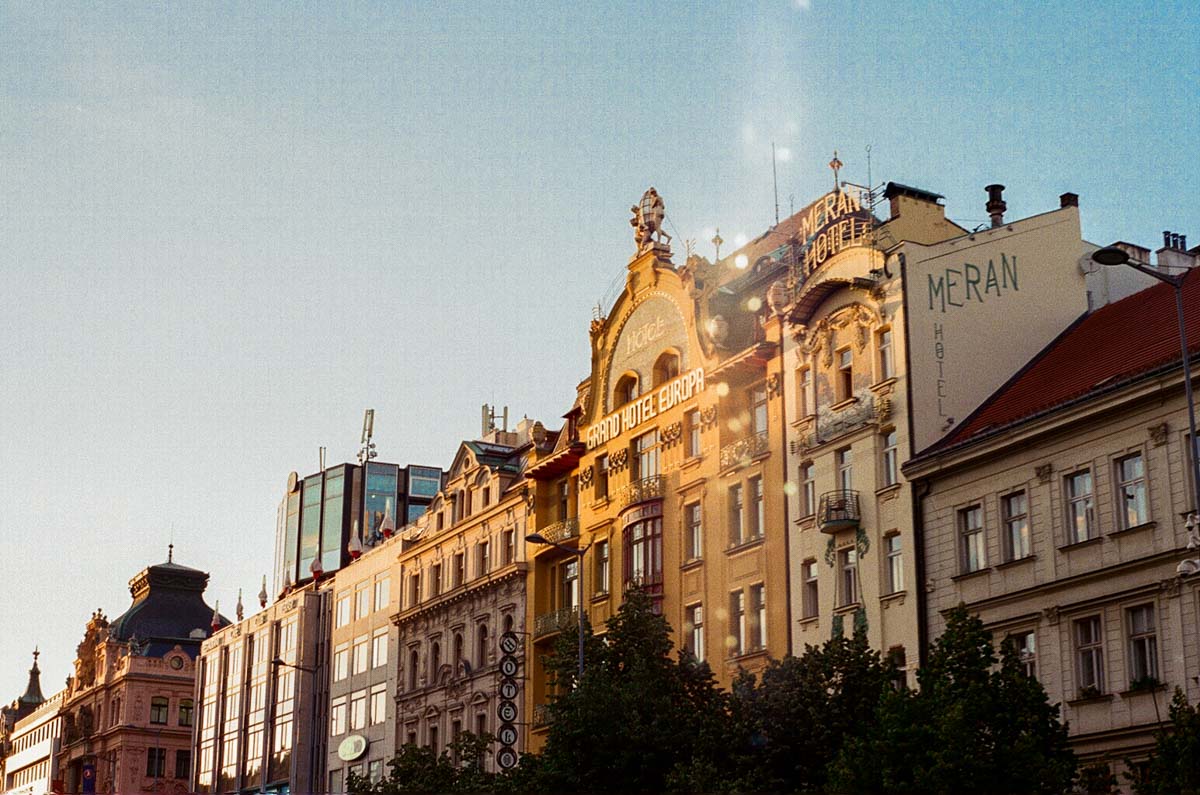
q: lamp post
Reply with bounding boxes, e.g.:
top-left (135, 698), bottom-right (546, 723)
top-left (525, 533), bottom-right (591, 679)
top-left (1092, 246), bottom-right (1200, 573)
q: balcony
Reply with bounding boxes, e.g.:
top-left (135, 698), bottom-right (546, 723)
top-left (617, 475), bottom-right (665, 510)
top-left (540, 517), bottom-right (580, 544)
top-left (818, 490), bottom-right (861, 533)
top-left (534, 606), bottom-right (579, 640)
top-left (720, 430), bottom-right (769, 470)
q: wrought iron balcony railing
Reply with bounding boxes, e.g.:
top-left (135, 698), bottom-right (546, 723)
top-left (540, 517), bottom-right (579, 544)
top-left (818, 489), bottom-right (861, 533)
top-left (533, 606), bottom-right (579, 640)
top-left (720, 430), bottom-right (770, 470)
top-left (617, 475), bottom-right (665, 510)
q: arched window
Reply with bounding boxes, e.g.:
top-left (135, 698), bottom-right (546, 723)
top-left (111, 697), bottom-right (121, 727)
top-left (408, 648), bottom-right (419, 690)
top-left (614, 373), bottom-right (639, 406)
top-left (503, 614), bottom-right (514, 635)
top-left (477, 624), bottom-right (490, 668)
top-left (652, 351), bottom-right (681, 386)
top-left (430, 641), bottom-right (441, 680)
top-left (453, 633), bottom-right (464, 668)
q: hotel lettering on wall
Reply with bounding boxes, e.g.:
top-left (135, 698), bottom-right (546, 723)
top-left (587, 368), bottom-right (705, 449)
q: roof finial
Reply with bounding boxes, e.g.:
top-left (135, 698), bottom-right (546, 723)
top-left (829, 150), bottom-right (843, 191)
top-left (168, 543), bottom-right (174, 563)
top-left (235, 589), bottom-right (244, 622)
top-left (33, 646), bottom-right (40, 667)
top-left (258, 575), bottom-right (269, 609)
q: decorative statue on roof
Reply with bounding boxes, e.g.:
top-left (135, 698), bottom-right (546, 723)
top-left (630, 187), bottom-right (672, 253)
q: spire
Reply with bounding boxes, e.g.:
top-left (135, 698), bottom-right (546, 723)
top-left (167, 543), bottom-right (174, 563)
top-left (235, 589), bottom-right (244, 622)
top-left (258, 575), bottom-right (268, 609)
top-left (19, 647), bottom-right (45, 706)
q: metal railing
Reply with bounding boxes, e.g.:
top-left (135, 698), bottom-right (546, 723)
top-left (818, 489), bottom-right (861, 532)
top-left (540, 517), bottom-right (580, 544)
top-left (533, 606), bottom-right (579, 639)
top-left (720, 430), bottom-right (770, 470)
top-left (617, 475), bottom-right (665, 510)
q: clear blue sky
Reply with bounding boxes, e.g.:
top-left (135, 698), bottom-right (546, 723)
top-left (2, 1), bottom-right (1197, 699)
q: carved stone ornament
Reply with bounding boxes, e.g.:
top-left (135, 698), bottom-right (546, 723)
top-left (610, 448), bottom-right (629, 470)
top-left (766, 373), bottom-right (781, 399)
top-left (700, 406), bottom-right (718, 428)
top-left (874, 397), bottom-right (893, 424)
top-left (1148, 422), bottom-right (1169, 447)
top-left (579, 466), bottom-right (594, 488)
top-left (630, 187), bottom-right (672, 254)
top-left (1042, 605), bottom-right (1060, 625)
top-left (662, 421), bottom-right (683, 445)
top-left (1035, 463), bottom-right (1053, 483)
top-left (1160, 577), bottom-right (1182, 598)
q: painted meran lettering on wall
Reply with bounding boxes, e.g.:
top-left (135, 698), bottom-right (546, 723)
top-left (927, 254), bottom-right (1019, 313)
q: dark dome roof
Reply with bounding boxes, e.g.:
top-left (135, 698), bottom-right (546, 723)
top-left (108, 558), bottom-right (228, 653)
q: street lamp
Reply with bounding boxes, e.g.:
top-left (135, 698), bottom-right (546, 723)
top-left (525, 533), bottom-right (592, 678)
top-left (1092, 246), bottom-right (1200, 574)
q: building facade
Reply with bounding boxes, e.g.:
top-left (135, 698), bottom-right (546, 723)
top-left (56, 555), bottom-right (225, 794)
top-left (192, 583), bottom-right (329, 795)
top-left (0, 652), bottom-right (61, 795)
top-left (907, 237), bottom-right (1200, 781)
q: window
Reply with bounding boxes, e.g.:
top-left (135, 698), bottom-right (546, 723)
top-left (146, 748), bottom-right (166, 778)
top-left (407, 648), bottom-right (419, 690)
top-left (878, 328), bottom-right (894, 380)
top-left (881, 430), bottom-right (898, 487)
top-left (686, 604), bottom-right (705, 661)
top-left (333, 643), bottom-right (349, 681)
top-left (836, 447), bottom-right (853, 491)
top-left (430, 564), bottom-right (442, 597)
top-left (477, 541), bottom-right (490, 577)
top-left (330, 769), bottom-right (344, 795)
top-left (796, 367), bottom-right (813, 417)
top-left (959, 505), bottom-right (985, 573)
top-left (1002, 491), bottom-right (1030, 561)
top-left (1117, 453), bottom-right (1148, 529)
top-left (595, 540), bottom-right (610, 594)
top-left (595, 454), bottom-right (610, 499)
top-left (428, 724), bottom-right (439, 753)
top-left (748, 584), bottom-right (767, 651)
top-left (615, 373), bottom-right (639, 405)
top-left (556, 479), bottom-right (570, 521)
top-left (369, 759), bottom-right (384, 784)
top-left (178, 698), bottom-right (194, 727)
top-left (430, 641), bottom-right (442, 682)
top-left (453, 632), bottom-right (464, 668)
top-left (632, 430), bottom-right (660, 480)
top-left (653, 350), bottom-right (680, 385)
top-left (370, 685), bottom-right (387, 726)
top-left (330, 697), bottom-right (347, 736)
top-left (349, 690), bottom-right (367, 731)
top-left (352, 635), bottom-right (369, 675)
top-left (335, 591), bottom-right (352, 628)
top-left (476, 624), bottom-right (489, 668)
top-left (409, 467), bottom-right (442, 498)
top-left (729, 591), bottom-right (745, 656)
top-left (748, 477), bottom-right (764, 540)
top-left (838, 548), bottom-right (859, 606)
top-left (561, 559), bottom-right (580, 610)
top-left (150, 696), bottom-right (168, 725)
top-left (408, 572), bottom-right (421, 607)
top-left (1066, 470), bottom-right (1095, 543)
top-left (503, 529), bottom-right (516, 565)
top-left (728, 484), bottom-right (745, 546)
top-left (888, 647), bottom-right (908, 690)
top-left (802, 560), bottom-right (819, 619)
top-left (837, 348), bottom-right (853, 401)
top-left (799, 463), bottom-right (816, 517)
top-left (1075, 616), bottom-right (1104, 694)
top-left (750, 385), bottom-right (768, 435)
top-left (175, 750), bottom-right (191, 781)
top-left (685, 502), bottom-right (703, 561)
top-left (685, 410), bottom-right (701, 458)
top-left (453, 553), bottom-right (465, 588)
top-left (1127, 604), bottom-right (1159, 684)
top-left (1008, 630), bottom-right (1037, 678)
top-left (624, 517), bottom-right (663, 589)
top-left (355, 581), bottom-right (371, 620)
top-left (373, 575), bottom-right (390, 612)
top-left (372, 629), bottom-right (388, 669)
top-left (885, 534), bottom-right (903, 594)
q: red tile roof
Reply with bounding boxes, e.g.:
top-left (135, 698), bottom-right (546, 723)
top-left (932, 267), bottom-right (1200, 451)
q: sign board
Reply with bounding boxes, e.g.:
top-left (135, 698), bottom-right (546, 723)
top-left (499, 680), bottom-right (519, 700)
top-left (337, 734), bottom-right (368, 761)
top-left (497, 747), bottom-right (519, 770)
top-left (499, 655), bottom-right (519, 678)
top-left (904, 206), bottom-right (1088, 452)
top-left (497, 701), bottom-right (518, 723)
top-left (497, 723), bottom-right (519, 746)
top-left (498, 631), bottom-right (520, 655)
top-left (586, 367), bottom-right (705, 449)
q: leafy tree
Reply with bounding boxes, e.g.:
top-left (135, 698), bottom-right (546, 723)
top-left (1132, 687), bottom-right (1200, 795)
top-left (830, 605), bottom-right (1076, 794)
top-left (347, 732), bottom-right (495, 794)
top-left (531, 588), bottom-right (732, 793)
top-left (1076, 761), bottom-right (1119, 794)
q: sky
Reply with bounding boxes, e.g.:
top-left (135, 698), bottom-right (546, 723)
top-left (1, 1), bottom-right (1198, 700)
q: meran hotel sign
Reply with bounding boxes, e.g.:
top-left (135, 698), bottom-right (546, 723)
top-left (586, 368), bottom-right (705, 449)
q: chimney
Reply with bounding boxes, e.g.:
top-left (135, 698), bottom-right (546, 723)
top-left (1059, 192), bottom-right (1078, 208)
top-left (1157, 230), bottom-right (1195, 274)
top-left (985, 184), bottom-right (1007, 228)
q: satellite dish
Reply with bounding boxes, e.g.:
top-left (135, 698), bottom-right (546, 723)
top-left (287, 471), bottom-right (299, 493)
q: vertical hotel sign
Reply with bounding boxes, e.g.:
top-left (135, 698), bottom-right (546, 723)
top-left (753, 187), bottom-right (874, 284)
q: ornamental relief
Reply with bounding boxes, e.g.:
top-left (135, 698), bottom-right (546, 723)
top-left (800, 303), bottom-right (881, 367)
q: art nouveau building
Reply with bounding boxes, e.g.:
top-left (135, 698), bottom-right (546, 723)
top-left (906, 237), bottom-right (1200, 780)
top-left (387, 420), bottom-right (543, 775)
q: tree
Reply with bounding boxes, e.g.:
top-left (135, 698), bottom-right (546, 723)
top-left (830, 605), bottom-right (1076, 794)
top-left (1132, 687), bottom-right (1200, 795)
top-left (347, 732), bottom-right (495, 794)
top-left (531, 588), bottom-right (732, 793)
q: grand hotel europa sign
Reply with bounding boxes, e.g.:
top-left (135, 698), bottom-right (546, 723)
top-left (586, 367), bottom-right (705, 449)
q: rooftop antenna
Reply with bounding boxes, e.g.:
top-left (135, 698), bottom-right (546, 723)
top-left (772, 142), bottom-right (780, 226)
top-left (319, 446), bottom-right (326, 472)
top-left (358, 409), bottom-right (377, 466)
top-left (789, 193), bottom-right (795, 217)
top-left (866, 145), bottom-right (873, 207)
